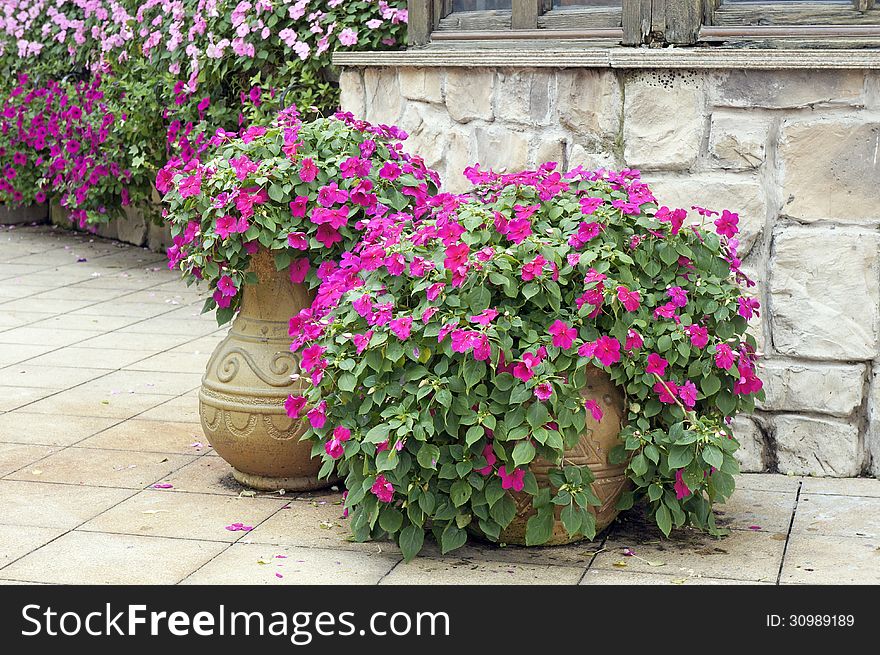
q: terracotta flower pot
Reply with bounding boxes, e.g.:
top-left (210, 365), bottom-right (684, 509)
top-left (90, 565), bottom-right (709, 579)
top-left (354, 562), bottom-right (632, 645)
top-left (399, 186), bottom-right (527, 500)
top-left (199, 249), bottom-right (333, 491)
top-left (498, 366), bottom-right (630, 546)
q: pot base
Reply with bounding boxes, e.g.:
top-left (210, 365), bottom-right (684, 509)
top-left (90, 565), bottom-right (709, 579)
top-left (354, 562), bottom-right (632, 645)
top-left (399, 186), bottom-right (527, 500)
top-left (232, 468), bottom-right (340, 492)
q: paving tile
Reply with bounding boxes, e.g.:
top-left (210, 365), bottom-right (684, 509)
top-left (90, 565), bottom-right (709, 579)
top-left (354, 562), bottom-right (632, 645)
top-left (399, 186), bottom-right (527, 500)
top-left (168, 334), bottom-right (227, 354)
top-left (84, 370), bottom-right (202, 397)
top-left (1, 531), bottom-right (226, 584)
top-left (0, 365), bottom-right (110, 390)
top-left (27, 313), bottom-right (139, 332)
top-left (0, 525), bottom-right (67, 568)
top-left (77, 419), bottom-right (207, 455)
top-left (381, 557), bottom-right (584, 585)
top-left (125, 351), bottom-right (213, 373)
top-left (599, 515), bottom-right (784, 583)
top-left (70, 302), bottom-right (175, 318)
top-left (0, 311), bottom-right (56, 328)
top-left (117, 317), bottom-right (221, 336)
top-left (0, 327), bottom-right (104, 347)
top-left (713, 487), bottom-right (797, 533)
top-left (22, 388), bottom-right (170, 419)
top-left (0, 343), bottom-right (57, 366)
top-left (181, 544), bottom-right (400, 585)
top-left (580, 569), bottom-right (770, 585)
top-left (0, 480), bottom-right (135, 528)
top-left (792, 494), bottom-right (880, 539)
top-left (247, 498), bottom-right (401, 554)
top-left (5, 447), bottom-right (196, 488)
top-left (80, 489), bottom-right (287, 542)
top-left (0, 443), bottom-right (58, 476)
top-left (0, 412), bottom-right (119, 446)
top-left (138, 396), bottom-right (202, 423)
top-left (0, 298), bottom-right (95, 313)
top-left (24, 347), bottom-right (150, 369)
top-left (0, 386), bottom-right (56, 411)
top-left (76, 332), bottom-right (196, 352)
top-left (781, 534), bottom-right (880, 584)
top-left (162, 456), bottom-right (254, 496)
top-left (800, 477), bottom-right (880, 498)
top-left (735, 473), bottom-right (802, 494)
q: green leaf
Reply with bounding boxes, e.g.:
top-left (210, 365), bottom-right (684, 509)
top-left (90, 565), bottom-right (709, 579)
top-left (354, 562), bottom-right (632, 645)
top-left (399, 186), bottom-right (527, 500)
top-left (512, 440), bottom-right (536, 467)
top-left (526, 402), bottom-right (549, 429)
top-left (338, 373), bottom-right (356, 393)
top-left (631, 453), bottom-right (648, 476)
top-left (489, 494), bottom-right (516, 528)
top-left (440, 524), bottom-right (467, 554)
top-left (416, 444), bottom-right (441, 470)
top-left (268, 183), bottom-right (285, 203)
top-left (450, 479), bottom-right (472, 507)
top-left (702, 444), bottom-right (724, 469)
top-left (399, 525), bottom-right (425, 561)
top-left (379, 508), bottom-right (404, 534)
top-left (484, 478), bottom-right (506, 507)
top-left (560, 504), bottom-right (581, 537)
top-left (701, 374), bottom-right (721, 397)
top-left (364, 424), bottom-right (390, 444)
top-left (525, 506), bottom-right (554, 546)
top-left (655, 504), bottom-right (672, 537)
top-left (668, 445), bottom-right (694, 469)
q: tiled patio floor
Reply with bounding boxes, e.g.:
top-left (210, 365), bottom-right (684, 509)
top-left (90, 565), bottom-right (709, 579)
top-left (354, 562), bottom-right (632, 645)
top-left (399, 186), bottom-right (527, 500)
top-left (1, 224), bottom-right (878, 585)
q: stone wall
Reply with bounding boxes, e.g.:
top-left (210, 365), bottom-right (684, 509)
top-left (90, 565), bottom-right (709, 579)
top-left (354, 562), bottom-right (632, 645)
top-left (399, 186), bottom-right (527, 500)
top-left (48, 202), bottom-right (172, 254)
top-left (340, 64), bottom-right (880, 478)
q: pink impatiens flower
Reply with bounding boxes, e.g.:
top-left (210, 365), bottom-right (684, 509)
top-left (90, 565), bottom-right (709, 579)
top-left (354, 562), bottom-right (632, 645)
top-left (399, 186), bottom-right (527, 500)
top-left (469, 309), bottom-right (498, 326)
top-left (653, 380), bottom-right (679, 404)
top-left (534, 382), bottom-right (553, 401)
top-left (476, 444), bottom-right (496, 476)
top-left (389, 316), bottom-right (413, 341)
top-left (714, 209), bottom-right (739, 238)
top-left (715, 343), bottom-right (735, 370)
top-left (289, 258), bottom-right (309, 284)
top-left (617, 286), bottom-right (641, 312)
top-left (307, 400), bottom-right (327, 429)
top-left (685, 324), bottom-right (709, 349)
top-left (666, 286), bottom-right (688, 308)
top-left (645, 353), bottom-right (668, 377)
top-left (679, 380), bottom-right (698, 408)
top-left (548, 320), bottom-right (577, 349)
top-left (215, 214), bottom-right (249, 239)
top-left (216, 275), bottom-right (237, 298)
top-left (521, 255), bottom-right (547, 281)
top-left (371, 474), bottom-right (394, 503)
top-left (299, 158), bottom-right (318, 182)
top-left (504, 218), bottom-right (532, 244)
top-left (513, 351), bottom-right (542, 382)
top-left (738, 296), bottom-right (760, 320)
top-left (284, 394), bottom-right (307, 418)
top-left (674, 469), bottom-right (692, 500)
top-left (593, 336), bottom-right (621, 367)
top-left (287, 231), bottom-right (308, 250)
top-left (585, 399), bottom-right (603, 422)
top-left (498, 465), bottom-right (526, 492)
top-left (625, 329), bottom-right (644, 351)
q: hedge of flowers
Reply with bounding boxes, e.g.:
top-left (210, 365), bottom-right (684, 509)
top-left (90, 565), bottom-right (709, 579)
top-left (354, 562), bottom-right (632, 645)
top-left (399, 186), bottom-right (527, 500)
top-left (0, 0), bottom-right (407, 226)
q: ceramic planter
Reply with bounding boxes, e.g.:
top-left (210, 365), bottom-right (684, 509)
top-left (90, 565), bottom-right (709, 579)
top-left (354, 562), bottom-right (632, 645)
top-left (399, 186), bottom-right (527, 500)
top-left (199, 249), bottom-right (333, 491)
top-left (498, 366), bottom-right (629, 546)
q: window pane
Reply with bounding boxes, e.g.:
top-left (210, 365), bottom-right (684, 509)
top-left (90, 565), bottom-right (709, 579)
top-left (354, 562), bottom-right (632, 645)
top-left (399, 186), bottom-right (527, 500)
top-left (723, 0), bottom-right (849, 3)
top-left (552, 0), bottom-right (621, 7)
top-left (452, 0), bottom-right (512, 10)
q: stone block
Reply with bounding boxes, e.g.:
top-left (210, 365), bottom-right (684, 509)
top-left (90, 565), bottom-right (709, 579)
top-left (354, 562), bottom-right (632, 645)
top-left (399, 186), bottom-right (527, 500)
top-left (772, 414), bottom-right (863, 477)
top-left (445, 69), bottom-right (494, 123)
top-left (714, 70), bottom-right (865, 109)
top-left (757, 360), bottom-right (864, 417)
top-left (339, 70), bottom-right (365, 118)
top-left (567, 144), bottom-right (618, 171)
top-left (398, 102), bottom-right (453, 173)
top-left (363, 68), bottom-right (402, 126)
top-left (0, 204), bottom-right (48, 225)
top-left (778, 118), bottom-right (880, 223)
top-left (474, 125), bottom-right (529, 174)
top-left (442, 127), bottom-right (475, 194)
top-left (623, 74), bottom-right (705, 170)
top-left (643, 174), bottom-right (766, 256)
top-left (496, 70), bottom-right (553, 125)
top-left (115, 206), bottom-right (149, 247)
top-left (533, 135), bottom-right (567, 168)
top-left (556, 69), bottom-right (620, 139)
top-left (731, 415), bottom-right (767, 473)
top-left (868, 363), bottom-right (880, 478)
top-left (399, 67), bottom-right (444, 104)
top-left (708, 111), bottom-right (769, 170)
top-left (769, 226), bottom-right (880, 361)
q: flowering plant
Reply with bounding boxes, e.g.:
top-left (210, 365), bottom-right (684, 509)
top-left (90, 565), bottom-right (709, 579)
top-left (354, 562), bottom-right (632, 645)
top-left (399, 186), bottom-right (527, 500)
top-left (286, 163), bottom-right (763, 559)
top-left (160, 108), bottom-right (438, 325)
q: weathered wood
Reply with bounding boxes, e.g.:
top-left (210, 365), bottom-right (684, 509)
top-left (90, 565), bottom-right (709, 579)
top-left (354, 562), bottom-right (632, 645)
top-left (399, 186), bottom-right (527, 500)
top-left (511, 0), bottom-right (539, 28)
top-left (408, 0), bottom-right (434, 45)
top-left (712, 4), bottom-right (880, 26)
top-left (854, 0), bottom-right (875, 12)
top-left (437, 9), bottom-right (513, 29)
top-left (664, 0), bottom-right (701, 43)
top-left (702, 0), bottom-right (720, 25)
top-left (538, 7), bottom-right (623, 29)
top-left (623, 0), bottom-right (652, 44)
top-left (432, 27), bottom-right (625, 39)
top-left (332, 47), bottom-right (880, 69)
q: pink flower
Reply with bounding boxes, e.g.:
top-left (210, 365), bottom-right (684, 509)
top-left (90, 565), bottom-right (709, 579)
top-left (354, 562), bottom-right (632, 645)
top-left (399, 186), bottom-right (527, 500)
top-left (653, 380), bottom-right (679, 404)
top-left (426, 283), bottom-right (445, 301)
top-left (476, 444), bottom-right (496, 476)
top-left (325, 438), bottom-right (345, 459)
top-left (624, 329), bottom-right (644, 351)
top-left (585, 399), bottom-right (603, 422)
top-left (679, 380), bottom-right (698, 408)
top-left (338, 28), bottom-right (358, 46)
top-left (653, 302), bottom-right (678, 320)
top-left (655, 206), bottom-right (687, 235)
top-left (738, 296), bottom-right (760, 320)
top-left (521, 255), bottom-right (547, 281)
top-left (301, 345), bottom-right (326, 373)
top-left (686, 325), bottom-right (709, 349)
top-left (371, 474), bottom-right (394, 503)
top-left (504, 218), bottom-right (532, 244)
top-left (548, 320), bottom-right (577, 349)
top-left (667, 286), bottom-right (688, 308)
top-left (535, 382), bottom-right (553, 401)
top-left (284, 395), bottom-right (307, 418)
top-left (215, 214), bottom-right (249, 239)
top-left (593, 336), bottom-right (621, 367)
top-left (334, 426), bottom-right (352, 442)
top-left (307, 401), bottom-right (327, 429)
top-left (714, 209), bottom-right (739, 238)
top-left (230, 155), bottom-right (258, 181)
top-left (617, 286), bottom-right (641, 312)
top-left (390, 316), bottom-right (413, 341)
top-left (287, 231), bottom-right (308, 250)
top-left (299, 158), bottom-right (318, 182)
top-left (315, 225), bottom-right (342, 248)
top-left (469, 309), bottom-right (498, 326)
top-left (379, 162), bottom-right (401, 180)
top-left (353, 294), bottom-right (373, 317)
top-left (674, 469), bottom-right (692, 500)
top-left (290, 196), bottom-right (309, 217)
top-left (216, 275), bottom-right (237, 297)
top-left (353, 331), bottom-right (373, 354)
top-left (498, 465), bottom-right (525, 492)
top-left (178, 172), bottom-right (202, 198)
top-left (289, 258), bottom-right (309, 284)
top-left (715, 343), bottom-right (735, 370)
top-left (579, 197), bottom-right (602, 215)
top-left (645, 353), bottom-right (668, 377)
top-left (513, 351), bottom-right (542, 382)
top-left (578, 341), bottom-right (597, 358)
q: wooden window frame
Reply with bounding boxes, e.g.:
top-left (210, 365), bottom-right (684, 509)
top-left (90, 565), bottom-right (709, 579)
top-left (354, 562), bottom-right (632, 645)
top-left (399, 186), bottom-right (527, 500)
top-left (407, 0), bottom-right (880, 46)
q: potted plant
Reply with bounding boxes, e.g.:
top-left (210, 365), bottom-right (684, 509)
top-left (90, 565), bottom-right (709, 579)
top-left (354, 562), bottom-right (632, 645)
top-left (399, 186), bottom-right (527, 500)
top-left (286, 162), bottom-right (762, 558)
top-left (159, 108), bottom-right (438, 490)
